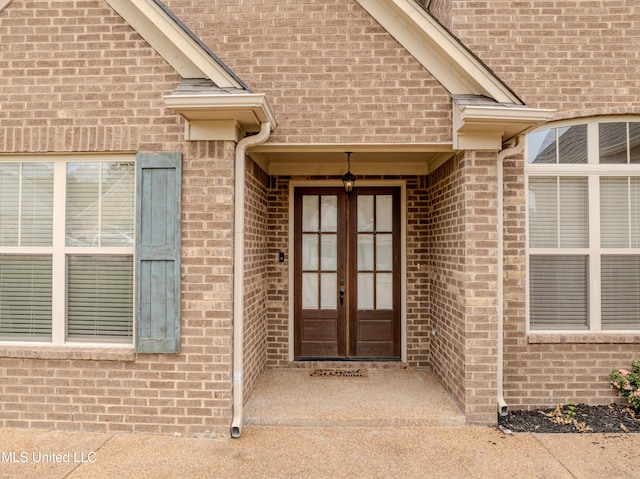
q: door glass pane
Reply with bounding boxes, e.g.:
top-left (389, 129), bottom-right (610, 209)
top-left (376, 234), bottom-right (393, 270)
top-left (376, 195), bottom-right (393, 232)
top-left (376, 273), bottom-right (393, 309)
top-left (302, 273), bottom-right (318, 309)
top-left (357, 195), bottom-right (374, 232)
top-left (302, 235), bottom-right (319, 270)
top-left (357, 273), bottom-right (374, 309)
top-left (320, 234), bottom-right (337, 270)
top-left (320, 273), bottom-right (337, 309)
top-left (320, 195), bottom-right (337, 232)
top-left (357, 234), bottom-right (374, 270)
top-left (302, 195), bottom-right (318, 232)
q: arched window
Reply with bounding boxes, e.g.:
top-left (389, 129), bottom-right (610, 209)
top-left (526, 119), bottom-right (640, 331)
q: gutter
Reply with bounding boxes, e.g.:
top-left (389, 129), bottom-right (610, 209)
top-left (496, 136), bottom-right (525, 417)
top-left (230, 121), bottom-right (272, 438)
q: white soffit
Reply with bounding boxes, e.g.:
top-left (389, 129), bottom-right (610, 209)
top-left (164, 93), bottom-right (277, 141)
top-left (105, 0), bottom-right (244, 88)
top-left (356, 0), bottom-right (521, 104)
top-left (452, 99), bottom-right (555, 150)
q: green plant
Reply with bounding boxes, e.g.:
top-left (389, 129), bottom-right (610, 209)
top-left (609, 360), bottom-right (640, 411)
top-left (564, 402), bottom-right (576, 420)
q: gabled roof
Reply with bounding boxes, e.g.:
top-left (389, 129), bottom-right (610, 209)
top-left (104, 0), bottom-right (276, 140)
top-left (357, 0), bottom-right (522, 104)
top-left (104, 0), bottom-right (551, 148)
top-left (357, 0), bottom-right (554, 148)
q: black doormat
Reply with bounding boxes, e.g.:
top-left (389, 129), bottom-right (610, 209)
top-left (309, 368), bottom-right (367, 378)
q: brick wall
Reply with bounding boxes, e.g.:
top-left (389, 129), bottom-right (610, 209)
top-left (447, 1), bottom-right (640, 117)
top-left (430, 0), bottom-right (640, 414)
top-left (502, 151), bottom-right (640, 410)
top-left (265, 176), bottom-right (291, 367)
top-left (242, 158), bottom-right (270, 402)
top-left (264, 176), bottom-right (431, 368)
top-left (0, 1), bottom-right (235, 437)
top-left (428, 152), bottom-right (499, 424)
top-left (166, 0), bottom-right (452, 145)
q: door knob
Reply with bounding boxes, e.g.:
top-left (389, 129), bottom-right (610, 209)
top-left (339, 287), bottom-right (345, 306)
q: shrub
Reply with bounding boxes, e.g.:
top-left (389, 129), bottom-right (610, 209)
top-left (609, 360), bottom-right (640, 411)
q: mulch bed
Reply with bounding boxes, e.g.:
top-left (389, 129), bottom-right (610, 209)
top-left (498, 403), bottom-right (640, 433)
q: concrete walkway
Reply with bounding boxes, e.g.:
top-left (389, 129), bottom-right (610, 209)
top-left (2, 426), bottom-right (639, 478)
top-left (2, 368), bottom-right (639, 478)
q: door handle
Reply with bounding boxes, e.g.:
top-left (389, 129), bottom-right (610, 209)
top-left (339, 287), bottom-right (345, 306)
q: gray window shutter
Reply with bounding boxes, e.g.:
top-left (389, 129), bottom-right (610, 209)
top-left (135, 152), bottom-right (182, 353)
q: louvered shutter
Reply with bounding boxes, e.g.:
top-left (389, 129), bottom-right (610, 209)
top-left (135, 153), bottom-right (182, 353)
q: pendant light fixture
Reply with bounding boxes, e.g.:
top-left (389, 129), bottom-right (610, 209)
top-left (341, 152), bottom-right (356, 195)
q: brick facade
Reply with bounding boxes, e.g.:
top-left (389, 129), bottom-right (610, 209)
top-left (2, 0), bottom-right (640, 435)
top-left (428, 152), bottom-right (500, 423)
top-left (166, 0), bottom-right (453, 145)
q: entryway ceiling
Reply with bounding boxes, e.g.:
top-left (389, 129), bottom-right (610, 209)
top-left (250, 147), bottom-right (453, 176)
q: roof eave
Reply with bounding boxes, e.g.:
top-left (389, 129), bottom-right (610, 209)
top-left (164, 92), bottom-right (278, 141)
top-left (356, 0), bottom-right (522, 104)
top-left (105, 0), bottom-right (247, 89)
top-left (453, 102), bottom-right (556, 150)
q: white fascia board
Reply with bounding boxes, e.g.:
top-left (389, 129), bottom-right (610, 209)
top-left (356, 0), bottom-right (521, 104)
top-left (453, 104), bottom-right (555, 149)
top-left (105, 0), bottom-right (243, 88)
top-left (164, 93), bottom-right (277, 140)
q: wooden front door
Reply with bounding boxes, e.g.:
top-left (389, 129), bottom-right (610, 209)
top-left (294, 187), bottom-right (401, 359)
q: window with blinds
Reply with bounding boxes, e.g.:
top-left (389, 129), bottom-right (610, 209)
top-left (0, 158), bottom-right (134, 344)
top-left (527, 119), bottom-right (640, 332)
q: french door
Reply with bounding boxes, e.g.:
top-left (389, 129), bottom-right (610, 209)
top-left (294, 187), bottom-right (401, 359)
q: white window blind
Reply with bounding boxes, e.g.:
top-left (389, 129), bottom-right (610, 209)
top-left (528, 120), bottom-right (640, 332)
top-left (0, 255), bottom-right (52, 338)
top-left (0, 163), bottom-right (53, 247)
top-left (67, 255), bottom-right (133, 341)
top-left (601, 177), bottom-right (640, 248)
top-left (601, 255), bottom-right (640, 330)
top-left (0, 158), bottom-right (134, 344)
top-left (529, 177), bottom-right (588, 248)
top-left (530, 255), bottom-right (589, 330)
top-left (66, 162), bottom-right (134, 247)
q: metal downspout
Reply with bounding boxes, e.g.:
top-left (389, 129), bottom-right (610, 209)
top-left (230, 122), bottom-right (272, 438)
top-left (496, 136), bottom-right (524, 417)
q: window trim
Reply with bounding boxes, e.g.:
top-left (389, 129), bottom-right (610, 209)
top-left (0, 154), bottom-right (136, 348)
top-left (526, 117), bottom-right (640, 334)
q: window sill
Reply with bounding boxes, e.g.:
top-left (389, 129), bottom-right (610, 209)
top-left (528, 333), bottom-right (640, 344)
top-left (0, 345), bottom-right (135, 361)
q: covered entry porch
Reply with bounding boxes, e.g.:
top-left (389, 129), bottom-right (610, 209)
top-left (244, 365), bottom-right (465, 428)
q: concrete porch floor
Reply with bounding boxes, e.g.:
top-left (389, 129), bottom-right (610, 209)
top-left (244, 367), bottom-right (465, 428)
